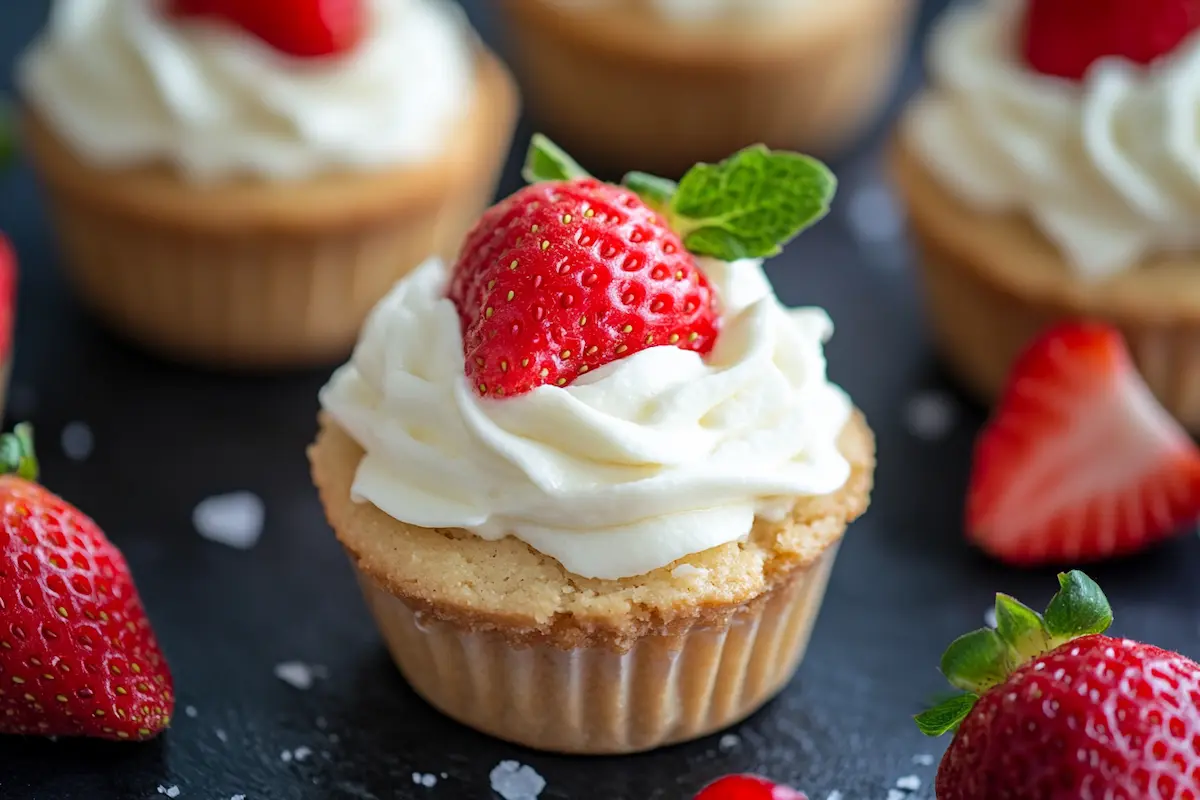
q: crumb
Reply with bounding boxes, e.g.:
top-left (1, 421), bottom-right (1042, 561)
top-left (231, 796), bottom-right (246, 800)
top-left (293, 746), bottom-right (313, 762)
top-left (489, 760), bottom-right (546, 800)
top-left (826, 792), bottom-right (843, 800)
top-left (912, 753), bottom-right (935, 766)
top-left (412, 773), bottom-right (438, 788)
top-left (274, 661), bottom-right (322, 690)
top-left (215, 729), bottom-right (228, 743)
top-left (440, 773), bottom-right (448, 779)
top-left (718, 733), bottom-right (740, 751)
top-left (193, 491), bottom-right (265, 550)
top-left (904, 390), bottom-right (959, 442)
top-left (280, 750), bottom-right (293, 763)
top-left (984, 607), bottom-right (997, 629)
top-left (60, 422), bottom-right (94, 461)
top-left (887, 791), bottom-right (906, 800)
top-left (896, 775), bottom-right (921, 791)
top-left (184, 705), bottom-right (197, 718)
top-left (157, 787), bottom-right (181, 799)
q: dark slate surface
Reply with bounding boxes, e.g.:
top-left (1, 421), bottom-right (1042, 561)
top-left (4, 2), bottom-right (1200, 799)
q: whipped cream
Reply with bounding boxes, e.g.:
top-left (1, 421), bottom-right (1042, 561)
top-left (546, 0), bottom-right (799, 25)
top-left (19, 0), bottom-right (474, 181)
top-left (904, 0), bottom-right (1200, 280)
top-left (320, 257), bottom-right (853, 581)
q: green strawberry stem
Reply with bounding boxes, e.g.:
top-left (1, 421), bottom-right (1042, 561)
top-left (523, 135), bottom-right (836, 262)
top-left (522, 133), bottom-right (590, 184)
top-left (914, 571), bottom-right (1112, 737)
top-left (0, 422), bottom-right (38, 482)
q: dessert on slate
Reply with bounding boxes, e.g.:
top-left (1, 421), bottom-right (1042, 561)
top-left (311, 136), bottom-right (875, 754)
top-left (917, 571), bottom-right (1200, 799)
top-left (892, 0), bottom-right (1200, 430)
top-left (502, 0), bottom-right (918, 176)
top-left (18, 0), bottom-right (517, 367)
top-left (966, 321), bottom-right (1200, 566)
top-left (0, 425), bottom-right (174, 741)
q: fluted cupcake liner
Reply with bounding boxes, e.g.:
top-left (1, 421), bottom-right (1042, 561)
top-left (352, 544), bottom-right (839, 756)
top-left (42, 186), bottom-right (495, 369)
top-left (503, 0), bottom-right (917, 176)
top-left (914, 234), bottom-right (1200, 432)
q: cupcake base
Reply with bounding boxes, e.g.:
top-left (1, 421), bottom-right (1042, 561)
top-left (503, 0), bottom-right (916, 176)
top-left (310, 412), bottom-right (874, 755)
top-left (24, 49), bottom-right (518, 369)
top-left (890, 138), bottom-right (1200, 432)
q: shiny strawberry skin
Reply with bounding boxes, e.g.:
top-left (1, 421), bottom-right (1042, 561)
top-left (448, 179), bottom-right (720, 398)
top-left (168, 0), bottom-right (364, 58)
top-left (0, 235), bottom-right (15, 363)
top-left (695, 774), bottom-right (808, 800)
top-left (1022, 0), bottom-right (1200, 80)
top-left (0, 477), bottom-right (173, 741)
top-left (967, 321), bottom-right (1200, 565)
top-left (937, 634), bottom-right (1200, 800)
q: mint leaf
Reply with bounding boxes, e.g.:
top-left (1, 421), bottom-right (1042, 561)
top-left (667, 144), bottom-right (835, 261)
top-left (994, 594), bottom-right (1050, 662)
top-left (622, 171), bottom-right (677, 213)
top-left (523, 134), bottom-right (590, 185)
top-left (914, 694), bottom-right (978, 737)
top-left (940, 628), bottom-right (1011, 694)
top-left (1044, 571), bottom-right (1112, 643)
top-left (0, 423), bottom-right (39, 482)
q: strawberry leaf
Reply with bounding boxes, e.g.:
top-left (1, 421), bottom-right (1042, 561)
top-left (0, 422), bottom-right (38, 482)
top-left (668, 145), bottom-right (835, 261)
top-left (994, 593), bottom-right (1050, 662)
top-left (523, 134), bottom-right (591, 185)
top-left (622, 171), bottom-right (678, 214)
top-left (940, 628), bottom-right (1012, 694)
top-left (1044, 570), bottom-right (1112, 643)
top-left (914, 693), bottom-right (978, 737)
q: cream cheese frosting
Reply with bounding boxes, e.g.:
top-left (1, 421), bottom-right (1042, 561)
top-left (18, 0), bottom-right (474, 182)
top-left (903, 0), bottom-right (1200, 281)
top-left (319, 257), bottom-right (853, 581)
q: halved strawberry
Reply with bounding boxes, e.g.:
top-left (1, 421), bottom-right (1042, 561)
top-left (966, 320), bottom-right (1200, 565)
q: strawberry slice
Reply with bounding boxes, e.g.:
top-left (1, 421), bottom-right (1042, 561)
top-left (168, 0), bottom-right (364, 59)
top-left (967, 320), bottom-right (1200, 565)
top-left (694, 774), bottom-right (808, 800)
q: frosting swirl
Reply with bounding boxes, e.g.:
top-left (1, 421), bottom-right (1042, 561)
top-left (319, 257), bottom-right (852, 580)
top-left (18, 0), bottom-right (474, 181)
top-left (903, 0), bottom-right (1200, 280)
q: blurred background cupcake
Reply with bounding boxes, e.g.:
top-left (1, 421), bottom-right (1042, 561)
top-left (500, 0), bottom-right (918, 177)
top-left (17, 0), bottom-right (518, 369)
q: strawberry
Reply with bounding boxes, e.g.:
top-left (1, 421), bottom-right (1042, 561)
top-left (694, 774), bottom-right (808, 800)
top-left (966, 320), bottom-right (1200, 565)
top-left (1022, 0), bottom-right (1200, 80)
top-left (917, 571), bottom-right (1200, 799)
top-left (448, 135), bottom-right (838, 398)
top-left (0, 425), bottom-right (174, 741)
top-left (168, 0), bottom-right (364, 59)
top-left (0, 235), bottom-right (16, 363)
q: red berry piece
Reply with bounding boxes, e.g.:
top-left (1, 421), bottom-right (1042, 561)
top-left (0, 425), bottom-right (173, 741)
top-left (695, 774), bottom-right (808, 800)
top-left (168, 0), bottom-right (364, 59)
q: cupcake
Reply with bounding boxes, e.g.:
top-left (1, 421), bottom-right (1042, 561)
top-left (310, 136), bottom-right (875, 754)
top-left (892, 0), bottom-right (1200, 429)
top-left (500, 0), bottom-right (917, 177)
top-left (18, 0), bottom-right (518, 368)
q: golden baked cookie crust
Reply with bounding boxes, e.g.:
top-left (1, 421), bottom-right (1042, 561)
top-left (309, 410), bottom-right (874, 650)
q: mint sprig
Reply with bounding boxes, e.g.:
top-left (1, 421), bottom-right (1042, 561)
top-left (0, 423), bottom-right (39, 482)
top-left (914, 571), bottom-right (1113, 738)
top-left (521, 136), bottom-right (835, 261)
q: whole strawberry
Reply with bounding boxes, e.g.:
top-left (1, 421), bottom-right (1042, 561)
top-left (169, 0), bottom-right (364, 58)
top-left (1023, 0), bottom-right (1200, 80)
top-left (0, 424), bottom-right (174, 741)
top-left (694, 774), bottom-right (808, 800)
top-left (916, 571), bottom-right (1200, 799)
top-left (448, 135), bottom-right (836, 398)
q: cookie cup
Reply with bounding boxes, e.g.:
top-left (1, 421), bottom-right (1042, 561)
top-left (891, 138), bottom-right (1200, 432)
top-left (22, 49), bottom-right (518, 369)
top-left (500, 0), bottom-right (916, 177)
top-left (310, 411), bottom-right (874, 755)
